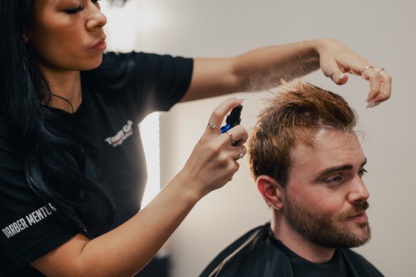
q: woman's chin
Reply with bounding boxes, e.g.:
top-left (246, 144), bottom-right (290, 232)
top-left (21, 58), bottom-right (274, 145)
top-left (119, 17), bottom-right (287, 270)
top-left (81, 56), bottom-right (104, 71)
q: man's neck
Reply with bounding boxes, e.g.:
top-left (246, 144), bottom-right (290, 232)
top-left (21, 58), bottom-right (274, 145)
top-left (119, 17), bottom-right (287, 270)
top-left (271, 218), bottom-right (335, 263)
top-left (41, 66), bottom-right (82, 114)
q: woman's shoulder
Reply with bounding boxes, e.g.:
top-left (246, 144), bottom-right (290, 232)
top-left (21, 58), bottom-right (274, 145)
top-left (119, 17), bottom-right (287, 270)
top-left (82, 51), bottom-right (147, 91)
top-left (97, 51), bottom-right (173, 72)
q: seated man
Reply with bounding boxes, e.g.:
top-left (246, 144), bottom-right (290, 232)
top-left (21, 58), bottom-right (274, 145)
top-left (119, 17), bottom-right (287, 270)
top-left (200, 81), bottom-right (384, 277)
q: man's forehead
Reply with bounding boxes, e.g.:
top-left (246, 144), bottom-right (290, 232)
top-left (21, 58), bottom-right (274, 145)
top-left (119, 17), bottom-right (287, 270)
top-left (290, 129), bottom-right (363, 169)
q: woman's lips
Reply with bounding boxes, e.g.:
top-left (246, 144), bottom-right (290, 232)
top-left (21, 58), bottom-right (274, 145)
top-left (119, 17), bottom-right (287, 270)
top-left (89, 38), bottom-right (107, 51)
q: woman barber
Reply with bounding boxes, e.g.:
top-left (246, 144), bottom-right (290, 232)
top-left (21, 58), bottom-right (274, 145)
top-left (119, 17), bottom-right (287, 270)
top-left (0, 0), bottom-right (391, 276)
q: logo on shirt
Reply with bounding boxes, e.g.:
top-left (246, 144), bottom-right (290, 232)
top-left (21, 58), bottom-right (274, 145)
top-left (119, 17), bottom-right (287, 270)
top-left (105, 120), bottom-right (134, 147)
top-left (2, 203), bottom-right (57, 239)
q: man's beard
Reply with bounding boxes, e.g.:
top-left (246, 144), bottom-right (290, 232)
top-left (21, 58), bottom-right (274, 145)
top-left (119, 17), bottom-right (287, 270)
top-left (284, 195), bottom-right (371, 249)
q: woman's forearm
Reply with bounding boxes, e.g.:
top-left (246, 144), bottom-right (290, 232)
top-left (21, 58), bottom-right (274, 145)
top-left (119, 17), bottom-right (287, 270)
top-left (31, 173), bottom-right (202, 277)
top-left (79, 173), bottom-right (201, 276)
top-left (231, 40), bottom-right (320, 92)
top-left (182, 40), bottom-right (322, 102)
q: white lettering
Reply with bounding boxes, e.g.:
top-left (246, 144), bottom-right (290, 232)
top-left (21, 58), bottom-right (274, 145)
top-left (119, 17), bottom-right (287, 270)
top-left (39, 207), bottom-right (48, 217)
top-left (26, 214), bottom-right (36, 226)
top-left (44, 206), bottom-right (52, 215)
top-left (16, 220), bottom-right (24, 231)
top-left (12, 223), bottom-right (20, 233)
top-left (5, 227), bottom-right (13, 237)
top-left (111, 131), bottom-right (123, 142)
top-left (19, 219), bottom-right (29, 229)
top-left (2, 203), bottom-right (56, 238)
top-left (2, 229), bottom-right (10, 238)
top-left (8, 225), bottom-right (16, 236)
top-left (105, 138), bottom-right (112, 145)
top-left (49, 203), bottom-right (57, 211)
top-left (123, 125), bottom-right (131, 133)
top-left (104, 120), bottom-right (134, 147)
top-left (35, 210), bottom-right (44, 221)
top-left (32, 211), bottom-right (39, 222)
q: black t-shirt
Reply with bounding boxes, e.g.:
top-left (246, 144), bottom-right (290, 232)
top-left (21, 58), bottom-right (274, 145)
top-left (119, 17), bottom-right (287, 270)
top-left (200, 223), bottom-right (384, 277)
top-left (0, 52), bottom-right (193, 276)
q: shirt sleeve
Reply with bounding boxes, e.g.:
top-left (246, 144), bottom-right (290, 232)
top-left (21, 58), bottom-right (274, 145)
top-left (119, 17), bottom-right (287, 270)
top-left (84, 51), bottom-right (194, 122)
top-left (0, 119), bottom-right (78, 271)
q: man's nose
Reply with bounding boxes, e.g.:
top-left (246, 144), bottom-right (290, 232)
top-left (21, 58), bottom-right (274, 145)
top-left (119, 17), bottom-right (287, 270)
top-left (347, 176), bottom-right (370, 204)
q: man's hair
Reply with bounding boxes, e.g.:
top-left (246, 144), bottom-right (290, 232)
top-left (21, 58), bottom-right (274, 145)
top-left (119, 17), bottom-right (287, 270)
top-left (248, 80), bottom-right (358, 187)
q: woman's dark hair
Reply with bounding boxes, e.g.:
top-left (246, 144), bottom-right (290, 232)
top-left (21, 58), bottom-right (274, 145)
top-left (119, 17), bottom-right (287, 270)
top-left (0, 0), bottom-right (113, 238)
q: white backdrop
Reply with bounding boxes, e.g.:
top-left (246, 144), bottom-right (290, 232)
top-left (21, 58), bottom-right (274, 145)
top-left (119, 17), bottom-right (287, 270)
top-left (103, 0), bottom-right (416, 276)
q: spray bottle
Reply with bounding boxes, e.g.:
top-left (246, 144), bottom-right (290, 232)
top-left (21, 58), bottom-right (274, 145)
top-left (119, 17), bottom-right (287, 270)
top-left (220, 105), bottom-right (243, 145)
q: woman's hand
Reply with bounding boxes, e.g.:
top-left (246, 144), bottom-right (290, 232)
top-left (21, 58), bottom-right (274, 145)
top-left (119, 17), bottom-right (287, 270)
top-left (314, 38), bottom-right (392, 107)
top-left (178, 98), bottom-right (248, 198)
top-left (31, 98), bottom-right (247, 277)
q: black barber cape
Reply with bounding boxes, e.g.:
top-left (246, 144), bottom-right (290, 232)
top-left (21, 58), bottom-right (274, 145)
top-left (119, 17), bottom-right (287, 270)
top-left (200, 223), bottom-right (384, 277)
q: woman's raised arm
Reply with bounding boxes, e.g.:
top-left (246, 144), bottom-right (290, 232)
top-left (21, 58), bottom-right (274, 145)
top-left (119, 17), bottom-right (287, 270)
top-left (181, 38), bottom-right (392, 108)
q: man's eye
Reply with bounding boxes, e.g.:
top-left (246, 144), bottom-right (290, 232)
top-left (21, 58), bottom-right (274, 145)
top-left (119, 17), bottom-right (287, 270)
top-left (92, 0), bottom-right (101, 2)
top-left (325, 176), bottom-right (342, 185)
top-left (65, 5), bottom-right (85, 14)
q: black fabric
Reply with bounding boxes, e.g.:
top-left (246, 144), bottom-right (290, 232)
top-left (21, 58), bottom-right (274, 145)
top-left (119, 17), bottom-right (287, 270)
top-left (0, 52), bottom-right (193, 276)
top-left (200, 223), bottom-right (384, 277)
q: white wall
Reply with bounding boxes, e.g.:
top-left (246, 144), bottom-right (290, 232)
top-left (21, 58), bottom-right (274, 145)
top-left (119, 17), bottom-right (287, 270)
top-left (104, 0), bottom-right (416, 276)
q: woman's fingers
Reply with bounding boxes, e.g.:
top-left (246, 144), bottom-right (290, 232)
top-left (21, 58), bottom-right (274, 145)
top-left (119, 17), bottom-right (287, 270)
top-left (325, 61), bottom-right (391, 106)
top-left (317, 39), bottom-right (392, 107)
top-left (322, 59), bottom-right (349, 85)
top-left (222, 125), bottom-right (249, 146)
top-left (374, 69), bottom-right (392, 104)
top-left (360, 66), bottom-right (392, 106)
top-left (234, 145), bottom-right (247, 160)
top-left (360, 67), bottom-right (382, 103)
top-left (207, 98), bottom-right (244, 129)
top-left (331, 70), bottom-right (349, 85)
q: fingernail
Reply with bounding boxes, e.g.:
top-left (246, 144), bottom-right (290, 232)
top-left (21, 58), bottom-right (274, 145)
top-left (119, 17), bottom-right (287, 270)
top-left (366, 99), bottom-right (375, 109)
top-left (236, 97), bottom-right (247, 100)
top-left (338, 74), bottom-right (346, 81)
top-left (369, 102), bottom-right (381, 109)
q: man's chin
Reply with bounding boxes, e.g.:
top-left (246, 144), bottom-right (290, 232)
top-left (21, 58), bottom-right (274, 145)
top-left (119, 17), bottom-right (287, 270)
top-left (334, 223), bottom-right (372, 249)
top-left (354, 227), bottom-right (371, 246)
top-left (345, 221), bottom-right (371, 239)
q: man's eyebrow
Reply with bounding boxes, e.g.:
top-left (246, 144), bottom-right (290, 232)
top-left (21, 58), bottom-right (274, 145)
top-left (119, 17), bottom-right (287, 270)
top-left (313, 157), bottom-right (367, 182)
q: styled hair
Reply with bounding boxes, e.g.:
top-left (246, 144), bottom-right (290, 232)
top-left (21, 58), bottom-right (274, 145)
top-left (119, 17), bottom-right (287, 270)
top-left (0, 0), bottom-right (113, 237)
top-left (248, 80), bottom-right (358, 188)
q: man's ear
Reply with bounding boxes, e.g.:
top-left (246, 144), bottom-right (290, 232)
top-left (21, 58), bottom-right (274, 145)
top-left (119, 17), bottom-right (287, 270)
top-left (257, 175), bottom-right (284, 211)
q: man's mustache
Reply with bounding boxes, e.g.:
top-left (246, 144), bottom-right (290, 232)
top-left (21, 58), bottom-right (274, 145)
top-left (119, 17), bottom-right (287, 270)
top-left (339, 201), bottom-right (369, 221)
